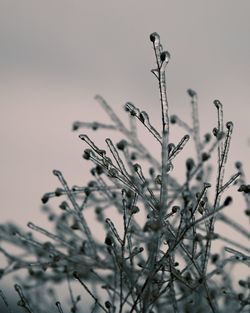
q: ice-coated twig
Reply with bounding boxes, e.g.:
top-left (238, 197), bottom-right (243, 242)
top-left (169, 134), bottom-right (190, 162)
top-left (125, 103), bottom-right (162, 144)
top-left (219, 172), bottom-right (240, 194)
top-left (73, 272), bottom-right (108, 313)
top-left (105, 218), bottom-right (123, 245)
top-left (105, 138), bottom-right (130, 178)
top-left (55, 301), bottom-right (64, 313)
top-left (15, 284), bottom-right (34, 313)
top-left (188, 89), bottom-right (202, 165)
top-left (95, 95), bottom-right (127, 133)
top-left (0, 290), bottom-right (13, 313)
top-left (225, 247), bottom-right (250, 266)
top-left (72, 121), bottom-right (116, 132)
top-left (53, 170), bottom-right (97, 256)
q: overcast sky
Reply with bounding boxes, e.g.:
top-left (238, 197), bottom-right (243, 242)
top-left (0, 0), bottom-right (249, 307)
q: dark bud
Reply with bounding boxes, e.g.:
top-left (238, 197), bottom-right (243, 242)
top-left (126, 189), bottom-right (133, 199)
top-left (96, 165), bottom-right (104, 175)
top-left (226, 121), bottom-right (233, 130)
top-left (92, 122), bottom-right (98, 131)
top-left (238, 184), bottom-right (250, 193)
top-left (76, 295), bottom-right (81, 302)
top-left (211, 254), bottom-right (219, 263)
top-left (116, 139), bottom-right (128, 150)
top-left (48, 214), bottom-right (55, 221)
top-left (212, 127), bottom-right (218, 137)
top-left (235, 161), bottom-right (242, 170)
top-left (170, 115), bottom-right (177, 124)
top-left (88, 180), bottom-right (97, 188)
top-left (0, 269), bottom-right (4, 278)
top-left (168, 143), bottom-right (175, 154)
top-left (238, 293), bottom-right (244, 301)
top-left (204, 133), bottom-right (211, 143)
top-left (130, 206), bottom-right (140, 215)
top-left (83, 149), bottom-right (92, 160)
top-left (84, 187), bottom-right (91, 196)
top-left (55, 188), bottom-right (63, 197)
top-left (244, 209), bottom-right (250, 216)
top-left (105, 236), bottom-right (113, 246)
top-left (194, 234), bottom-right (203, 242)
top-left (41, 193), bottom-right (50, 204)
top-left (160, 51), bottom-right (170, 62)
top-left (155, 175), bottom-right (161, 185)
top-left (71, 221), bottom-right (80, 230)
top-left (149, 167), bottom-right (155, 176)
top-left (95, 207), bottom-right (102, 214)
top-left (186, 158), bottom-right (195, 171)
top-left (213, 99), bottom-right (221, 109)
top-left (139, 113), bottom-right (145, 123)
top-left (196, 171), bottom-right (203, 181)
top-left (224, 196), bottom-right (232, 206)
top-left (73, 271), bottom-right (79, 279)
top-left (172, 206), bottom-right (179, 213)
top-left (130, 152), bottom-right (137, 160)
top-left (238, 280), bottom-right (246, 287)
top-left (202, 152), bottom-right (210, 162)
top-left (149, 32), bottom-right (160, 43)
top-left (105, 301), bottom-right (111, 309)
top-left (72, 122), bottom-right (80, 131)
top-left (59, 201), bottom-right (68, 210)
top-left (187, 89), bottom-right (197, 98)
top-left (133, 163), bottom-right (140, 172)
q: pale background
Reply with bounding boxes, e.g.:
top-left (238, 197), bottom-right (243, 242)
top-left (0, 0), bottom-right (249, 310)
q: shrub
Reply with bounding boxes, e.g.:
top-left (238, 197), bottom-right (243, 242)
top-left (0, 32), bottom-right (250, 313)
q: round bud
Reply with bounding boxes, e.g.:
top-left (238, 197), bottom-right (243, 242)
top-left (83, 149), bottom-right (92, 160)
top-left (116, 139), bottom-right (127, 150)
top-left (72, 121), bottom-right (80, 131)
top-left (204, 133), bottom-right (211, 143)
top-left (170, 115), bottom-right (177, 124)
top-left (105, 236), bottom-right (112, 246)
top-left (235, 161), bottom-right (242, 169)
top-left (172, 206), bottom-right (179, 213)
top-left (105, 301), bottom-right (111, 309)
top-left (52, 169), bottom-right (61, 177)
top-left (59, 201), bottom-right (68, 210)
top-left (41, 193), bottom-right (50, 204)
top-left (55, 188), bottom-right (63, 197)
top-left (187, 89), bottom-right (197, 98)
top-left (226, 121), bottom-right (233, 130)
top-left (149, 167), bottom-right (155, 176)
top-left (213, 128), bottom-right (219, 138)
top-left (211, 253), bottom-right (219, 263)
top-left (96, 165), bottom-right (104, 175)
top-left (186, 158), bottom-right (195, 171)
top-left (224, 196), bottom-right (233, 206)
top-left (202, 152), bottom-right (210, 162)
top-left (213, 99), bottom-right (222, 109)
top-left (131, 206), bottom-right (140, 214)
top-left (244, 209), bottom-right (250, 216)
top-left (160, 51), bottom-right (170, 63)
top-left (238, 280), bottom-right (246, 287)
top-left (149, 32), bottom-right (160, 43)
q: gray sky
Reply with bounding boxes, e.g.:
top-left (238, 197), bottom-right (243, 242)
top-left (0, 0), bottom-right (249, 302)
